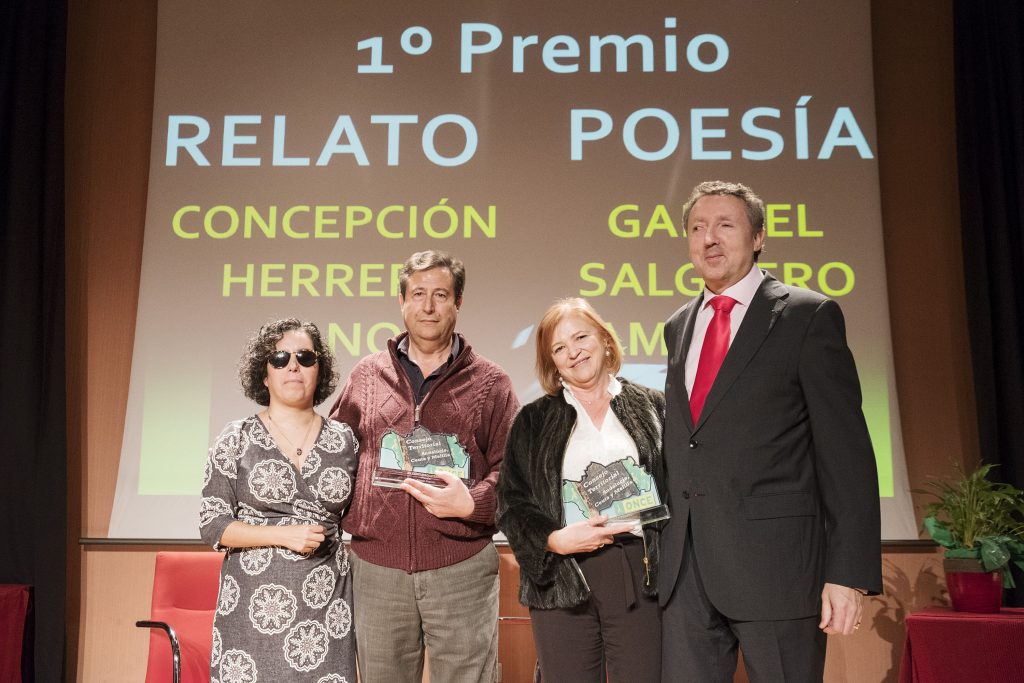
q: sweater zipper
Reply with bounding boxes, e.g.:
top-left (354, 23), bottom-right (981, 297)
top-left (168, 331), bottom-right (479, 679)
top-left (407, 376), bottom-right (420, 573)
top-left (408, 378), bottom-right (417, 572)
top-left (404, 346), bottom-right (461, 572)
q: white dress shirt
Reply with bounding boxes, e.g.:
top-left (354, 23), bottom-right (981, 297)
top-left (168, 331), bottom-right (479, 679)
top-left (684, 265), bottom-right (766, 395)
top-left (560, 376), bottom-right (640, 525)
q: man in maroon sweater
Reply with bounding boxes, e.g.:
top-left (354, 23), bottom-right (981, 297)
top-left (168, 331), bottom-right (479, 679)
top-left (330, 250), bottom-right (519, 683)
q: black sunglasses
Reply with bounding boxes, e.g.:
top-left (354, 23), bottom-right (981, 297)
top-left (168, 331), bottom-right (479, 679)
top-left (267, 349), bottom-right (319, 369)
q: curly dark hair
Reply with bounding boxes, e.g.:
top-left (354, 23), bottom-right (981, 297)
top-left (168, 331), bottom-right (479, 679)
top-left (238, 318), bottom-right (338, 406)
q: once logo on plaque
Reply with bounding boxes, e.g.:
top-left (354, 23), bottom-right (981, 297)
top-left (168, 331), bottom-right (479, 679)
top-left (562, 458), bottom-right (669, 526)
top-left (372, 425), bottom-right (475, 488)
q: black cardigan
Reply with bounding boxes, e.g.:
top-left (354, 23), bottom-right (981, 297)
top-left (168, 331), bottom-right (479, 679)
top-left (496, 378), bottom-right (666, 609)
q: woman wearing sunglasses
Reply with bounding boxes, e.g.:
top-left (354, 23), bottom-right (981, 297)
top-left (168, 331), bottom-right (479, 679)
top-left (199, 318), bottom-right (358, 680)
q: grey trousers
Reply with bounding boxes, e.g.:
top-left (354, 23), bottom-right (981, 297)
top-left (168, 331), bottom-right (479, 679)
top-left (660, 526), bottom-right (826, 682)
top-left (351, 544), bottom-right (500, 683)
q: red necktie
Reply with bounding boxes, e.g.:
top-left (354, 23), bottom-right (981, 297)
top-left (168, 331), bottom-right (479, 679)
top-left (690, 296), bottom-right (738, 422)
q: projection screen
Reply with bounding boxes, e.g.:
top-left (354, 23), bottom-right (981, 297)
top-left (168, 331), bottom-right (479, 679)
top-left (109, 0), bottom-right (918, 539)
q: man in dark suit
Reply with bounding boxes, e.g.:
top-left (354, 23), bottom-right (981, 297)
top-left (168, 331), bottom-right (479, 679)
top-left (659, 181), bottom-right (882, 681)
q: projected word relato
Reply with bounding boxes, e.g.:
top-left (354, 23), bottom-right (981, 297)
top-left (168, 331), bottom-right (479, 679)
top-left (165, 114), bottom-right (478, 168)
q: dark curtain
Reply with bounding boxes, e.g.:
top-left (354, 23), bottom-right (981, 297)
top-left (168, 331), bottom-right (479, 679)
top-left (0, 1), bottom-right (68, 680)
top-left (954, 1), bottom-right (1024, 605)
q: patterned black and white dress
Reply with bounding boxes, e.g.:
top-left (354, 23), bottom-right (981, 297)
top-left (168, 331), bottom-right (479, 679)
top-left (199, 415), bottom-right (357, 683)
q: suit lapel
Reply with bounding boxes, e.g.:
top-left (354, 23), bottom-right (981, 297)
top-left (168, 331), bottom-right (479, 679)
top-left (694, 273), bottom-right (789, 430)
top-left (678, 299), bottom-right (702, 432)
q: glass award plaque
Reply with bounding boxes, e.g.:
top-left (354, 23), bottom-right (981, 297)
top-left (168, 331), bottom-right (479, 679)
top-left (562, 458), bottom-right (669, 526)
top-left (372, 425), bottom-right (475, 488)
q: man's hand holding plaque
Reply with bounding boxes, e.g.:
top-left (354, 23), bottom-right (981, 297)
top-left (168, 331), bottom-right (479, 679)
top-left (372, 425), bottom-right (476, 489)
top-left (401, 471), bottom-right (475, 519)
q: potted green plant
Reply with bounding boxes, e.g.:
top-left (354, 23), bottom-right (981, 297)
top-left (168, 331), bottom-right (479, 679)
top-left (918, 462), bottom-right (1024, 612)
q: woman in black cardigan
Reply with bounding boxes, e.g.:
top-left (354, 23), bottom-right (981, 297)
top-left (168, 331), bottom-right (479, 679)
top-left (497, 298), bottom-right (666, 682)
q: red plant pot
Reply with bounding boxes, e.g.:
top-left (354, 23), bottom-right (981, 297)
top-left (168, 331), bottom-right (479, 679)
top-left (945, 568), bottom-right (1003, 613)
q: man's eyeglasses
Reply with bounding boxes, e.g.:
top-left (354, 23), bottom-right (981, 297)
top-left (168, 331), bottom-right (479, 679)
top-left (267, 350), bottom-right (319, 369)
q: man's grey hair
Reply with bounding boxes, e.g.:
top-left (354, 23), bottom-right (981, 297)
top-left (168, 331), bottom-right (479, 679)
top-left (399, 250), bottom-right (466, 300)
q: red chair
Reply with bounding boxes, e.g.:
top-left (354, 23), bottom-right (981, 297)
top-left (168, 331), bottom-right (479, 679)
top-left (0, 584), bottom-right (32, 681)
top-left (136, 551), bottom-right (223, 683)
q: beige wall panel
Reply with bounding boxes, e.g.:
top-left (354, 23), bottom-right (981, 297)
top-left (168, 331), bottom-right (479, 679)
top-left (872, 2), bottom-right (977, 499)
top-left (65, 0), bottom-right (154, 540)
top-left (77, 549), bottom-right (159, 682)
top-left (823, 547), bottom-right (947, 682)
top-left (66, 0), bottom-right (157, 676)
top-left (498, 548), bottom-right (536, 682)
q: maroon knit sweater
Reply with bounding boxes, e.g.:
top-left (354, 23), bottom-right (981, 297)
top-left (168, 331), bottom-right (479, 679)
top-left (329, 333), bottom-right (519, 572)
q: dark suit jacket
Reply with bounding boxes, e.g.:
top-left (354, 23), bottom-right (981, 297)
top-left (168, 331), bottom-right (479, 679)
top-left (658, 272), bottom-right (882, 621)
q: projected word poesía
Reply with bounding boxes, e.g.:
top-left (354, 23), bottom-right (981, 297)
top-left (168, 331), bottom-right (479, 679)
top-left (571, 97), bottom-right (874, 161)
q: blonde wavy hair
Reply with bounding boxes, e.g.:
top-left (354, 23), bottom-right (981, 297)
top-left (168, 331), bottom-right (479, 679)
top-left (534, 298), bottom-right (622, 395)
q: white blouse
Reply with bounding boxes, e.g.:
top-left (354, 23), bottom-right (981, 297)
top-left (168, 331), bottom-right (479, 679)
top-left (561, 375), bottom-right (640, 526)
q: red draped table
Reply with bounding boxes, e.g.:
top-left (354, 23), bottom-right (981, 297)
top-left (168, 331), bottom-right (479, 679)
top-left (0, 584), bottom-right (31, 682)
top-left (899, 606), bottom-right (1024, 683)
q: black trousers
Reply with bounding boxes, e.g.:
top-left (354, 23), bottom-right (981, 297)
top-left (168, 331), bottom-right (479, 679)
top-left (530, 539), bottom-right (661, 683)
top-left (660, 524), bottom-right (826, 682)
